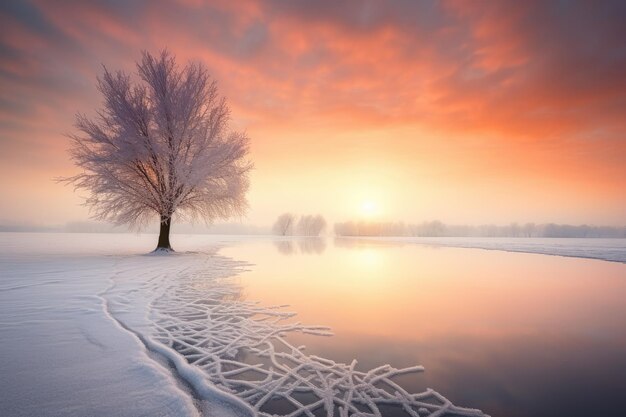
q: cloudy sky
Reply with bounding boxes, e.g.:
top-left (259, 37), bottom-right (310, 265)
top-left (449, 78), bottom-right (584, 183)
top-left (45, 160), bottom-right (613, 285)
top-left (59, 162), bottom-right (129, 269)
top-left (1, 0), bottom-right (625, 228)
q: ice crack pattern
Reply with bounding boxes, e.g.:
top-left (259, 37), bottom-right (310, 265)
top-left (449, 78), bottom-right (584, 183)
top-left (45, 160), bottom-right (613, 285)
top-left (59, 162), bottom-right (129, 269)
top-left (111, 252), bottom-right (487, 417)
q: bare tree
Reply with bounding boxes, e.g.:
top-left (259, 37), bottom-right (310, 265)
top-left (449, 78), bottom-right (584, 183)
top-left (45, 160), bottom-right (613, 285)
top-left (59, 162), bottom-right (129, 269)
top-left (296, 215), bottom-right (311, 236)
top-left (64, 50), bottom-right (252, 251)
top-left (311, 215), bottom-right (327, 236)
top-left (272, 213), bottom-right (295, 236)
top-left (296, 214), bottom-right (326, 236)
top-left (523, 222), bottom-right (536, 237)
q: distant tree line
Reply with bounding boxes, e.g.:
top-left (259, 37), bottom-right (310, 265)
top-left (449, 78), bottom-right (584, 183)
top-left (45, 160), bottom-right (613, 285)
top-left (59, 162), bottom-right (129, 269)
top-left (334, 220), bottom-right (626, 238)
top-left (272, 213), bottom-right (327, 237)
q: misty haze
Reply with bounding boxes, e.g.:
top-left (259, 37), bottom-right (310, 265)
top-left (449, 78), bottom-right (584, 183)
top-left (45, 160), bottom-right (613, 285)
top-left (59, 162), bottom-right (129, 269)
top-left (1, 2), bottom-right (625, 417)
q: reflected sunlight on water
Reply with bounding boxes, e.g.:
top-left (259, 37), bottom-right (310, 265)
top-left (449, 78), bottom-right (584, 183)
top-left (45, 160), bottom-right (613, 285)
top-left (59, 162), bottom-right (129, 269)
top-left (220, 238), bottom-right (626, 417)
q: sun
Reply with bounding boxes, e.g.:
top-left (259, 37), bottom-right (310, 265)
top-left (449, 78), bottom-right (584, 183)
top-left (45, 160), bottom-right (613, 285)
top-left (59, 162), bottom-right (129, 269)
top-left (359, 200), bottom-right (379, 218)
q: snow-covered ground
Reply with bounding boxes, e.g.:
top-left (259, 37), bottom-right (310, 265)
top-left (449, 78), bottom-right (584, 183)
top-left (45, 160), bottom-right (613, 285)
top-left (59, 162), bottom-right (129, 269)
top-left (359, 237), bottom-right (626, 263)
top-left (0, 233), bottom-right (487, 417)
top-left (0, 233), bottom-right (250, 417)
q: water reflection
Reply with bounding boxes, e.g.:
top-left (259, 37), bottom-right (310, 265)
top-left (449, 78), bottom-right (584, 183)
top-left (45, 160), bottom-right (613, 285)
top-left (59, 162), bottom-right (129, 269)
top-left (148, 244), bottom-right (481, 417)
top-left (273, 239), bottom-right (295, 255)
top-left (333, 237), bottom-right (410, 249)
top-left (273, 238), bottom-right (327, 255)
top-left (222, 238), bottom-right (626, 417)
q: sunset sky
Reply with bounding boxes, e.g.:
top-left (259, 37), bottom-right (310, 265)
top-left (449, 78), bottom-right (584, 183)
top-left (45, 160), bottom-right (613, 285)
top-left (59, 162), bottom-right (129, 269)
top-left (1, 0), bottom-right (625, 228)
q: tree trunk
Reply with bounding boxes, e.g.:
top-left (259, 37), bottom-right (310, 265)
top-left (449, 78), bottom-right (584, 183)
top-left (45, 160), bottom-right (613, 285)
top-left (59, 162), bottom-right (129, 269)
top-left (156, 216), bottom-right (173, 251)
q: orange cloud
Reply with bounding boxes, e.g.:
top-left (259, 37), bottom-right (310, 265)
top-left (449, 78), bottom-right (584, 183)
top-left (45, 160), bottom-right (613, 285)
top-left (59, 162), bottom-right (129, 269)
top-left (0, 0), bottom-right (624, 226)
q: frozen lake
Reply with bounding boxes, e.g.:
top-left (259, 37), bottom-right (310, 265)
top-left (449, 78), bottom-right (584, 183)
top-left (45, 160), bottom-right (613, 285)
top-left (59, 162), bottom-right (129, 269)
top-left (221, 237), bottom-right (626, 417)
top-left (1, 233), bottom-right (625, 417)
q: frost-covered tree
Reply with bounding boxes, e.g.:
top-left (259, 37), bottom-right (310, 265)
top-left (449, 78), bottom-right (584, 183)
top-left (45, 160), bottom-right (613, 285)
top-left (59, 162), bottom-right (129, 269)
top-left (64, 50), bottom-right (252, 251)
top-left (296, 214), bottom-right (326, 236)
top-left (272, 213), bottom-right (295, 236)
top-left (311, 215), bottom-right (327, 236)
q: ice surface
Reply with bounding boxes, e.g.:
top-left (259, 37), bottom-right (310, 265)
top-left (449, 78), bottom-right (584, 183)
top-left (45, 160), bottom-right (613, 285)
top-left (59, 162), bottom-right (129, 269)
top-left (361, 237), bottom-right (626, 263)
top-left (103, 247), bottom-right (487, 416)
top-left (0, 233), bottom-right (488, 417)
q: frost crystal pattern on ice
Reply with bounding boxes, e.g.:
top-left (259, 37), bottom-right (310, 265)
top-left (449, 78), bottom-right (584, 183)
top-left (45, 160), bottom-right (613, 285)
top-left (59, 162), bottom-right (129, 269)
top-left (136, 255), bottom-right (487, 417)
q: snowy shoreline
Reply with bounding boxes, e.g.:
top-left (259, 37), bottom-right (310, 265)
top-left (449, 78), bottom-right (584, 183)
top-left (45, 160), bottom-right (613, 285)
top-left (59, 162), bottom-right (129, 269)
top-left (344, 236), bottom-right (626, 264)
top-left (0, 233), bottom-right (488, 417)
top-left (0, 253), bottom-right (200, 416)
top-left (0, 233), bottom-right (247, 417)
top-left (4, 232), bottom-right (622, 415)
top-left (103, 245), bottom-right (486, 416)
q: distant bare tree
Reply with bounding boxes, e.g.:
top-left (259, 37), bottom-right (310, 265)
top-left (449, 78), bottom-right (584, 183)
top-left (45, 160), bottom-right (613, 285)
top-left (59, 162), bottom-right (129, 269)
top-left (63, 50), bottom-right (252, 251)
top-left (523, 223), bottom-right (536, 237)
top-left (296, 214), bottom-right (326, 236)
top-left (310, 215), bottom-right (327, 236)
top-left (272, 213), bottom-right (296, 236)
